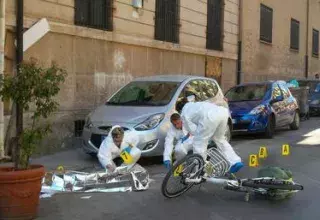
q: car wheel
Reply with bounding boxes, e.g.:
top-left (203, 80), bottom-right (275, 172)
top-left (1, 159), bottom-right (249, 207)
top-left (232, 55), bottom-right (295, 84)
top-left (264, 115), bottom-right (275, 138)
top-left (290, 111), bottom-right (300, 130)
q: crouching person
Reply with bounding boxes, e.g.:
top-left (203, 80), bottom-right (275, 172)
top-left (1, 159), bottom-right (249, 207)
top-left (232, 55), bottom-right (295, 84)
top-left (98, 125), bottom-right (141, 173)
top-left (163, 113), bottom-right (193, 169)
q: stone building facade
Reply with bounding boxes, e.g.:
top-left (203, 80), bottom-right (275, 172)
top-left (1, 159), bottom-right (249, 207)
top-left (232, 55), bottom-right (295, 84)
top-left (239, 0), bottom-right (320, 82)
top-left (2, 0), bottom-right (239, 154)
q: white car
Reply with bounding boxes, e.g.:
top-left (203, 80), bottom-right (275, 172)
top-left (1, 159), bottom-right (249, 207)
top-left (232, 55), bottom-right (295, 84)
top-left (81, 75), bottom-right (233, 157)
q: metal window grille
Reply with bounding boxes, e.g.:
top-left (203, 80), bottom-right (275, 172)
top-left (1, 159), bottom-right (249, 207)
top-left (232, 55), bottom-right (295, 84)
top-left (290, 19), bottom-right (299, 50)
top-left (206, 0), bottom-right (223, 51)
top-left (260, 4), bottom-right (273, 43)
top-left (154, 0), bottom-right (180, 43)
top-left (312, 29), bottom-right (319, 57)
top-left (75, 0), bottom-right (113, 31)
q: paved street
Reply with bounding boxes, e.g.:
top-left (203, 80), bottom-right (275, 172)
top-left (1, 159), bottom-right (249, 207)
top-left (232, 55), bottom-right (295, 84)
top-left (38, 117), bottom-right (320, 220)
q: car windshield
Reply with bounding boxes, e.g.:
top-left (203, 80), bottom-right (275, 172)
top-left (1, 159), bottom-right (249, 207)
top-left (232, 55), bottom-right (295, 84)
top-left (106, 81), bottom-right (180, 106)
top-left (225, 84), bottom-right (269, 102)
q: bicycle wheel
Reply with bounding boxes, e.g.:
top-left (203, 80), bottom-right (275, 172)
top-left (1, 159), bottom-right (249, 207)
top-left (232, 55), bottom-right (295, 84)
top-left (242, 178), bottom-right (303, 191)
top-left (161, 154), bottom-right (205, 198)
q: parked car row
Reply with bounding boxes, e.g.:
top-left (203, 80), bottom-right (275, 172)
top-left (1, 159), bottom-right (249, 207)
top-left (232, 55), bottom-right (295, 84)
top-left (81, 75), bottom-right (317, 158)
top-left (295, 79), bottom-right (320, 116)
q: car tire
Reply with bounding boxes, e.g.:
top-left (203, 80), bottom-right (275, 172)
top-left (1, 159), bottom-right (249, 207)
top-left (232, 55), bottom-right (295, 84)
top-left (264, 115), bottom-right (275, 139)
top-left (290, 111), bottom-right (300, 130)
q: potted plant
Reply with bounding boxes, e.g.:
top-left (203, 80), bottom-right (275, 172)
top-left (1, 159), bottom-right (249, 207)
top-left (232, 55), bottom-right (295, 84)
top-left (0, 59), bottom-right (66, 219)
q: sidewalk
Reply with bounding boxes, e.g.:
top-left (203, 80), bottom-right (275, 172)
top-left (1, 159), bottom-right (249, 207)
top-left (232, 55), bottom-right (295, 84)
top-left (0, 148), bottom-right (99, 171)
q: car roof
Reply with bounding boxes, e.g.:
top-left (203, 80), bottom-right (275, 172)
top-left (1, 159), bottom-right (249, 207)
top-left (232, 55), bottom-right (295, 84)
top-left (296, 79), bottom-right (319, 82)
top-left (297, 79), bottom-right (320, 83)
top-left (232, 81), bottom-right (274, 87)
top-left (132, 75), bottom-right (215, 83)
top-left (232, 80), bottom-right (292, 87)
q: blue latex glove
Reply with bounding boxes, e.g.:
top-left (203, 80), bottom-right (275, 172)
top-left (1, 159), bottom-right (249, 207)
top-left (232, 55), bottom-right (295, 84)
top-left (180, 134), bottom-right (190, 143)
top-left (123, 146), bottom-right (131, 154)
top-left (164, 160), bottom-right (171, 169)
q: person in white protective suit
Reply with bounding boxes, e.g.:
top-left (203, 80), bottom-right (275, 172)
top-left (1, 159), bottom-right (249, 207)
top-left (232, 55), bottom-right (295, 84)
top-left (177, 98), bottom-right (244, 174)
top-left (163, 113), bottom-right (194, 169)
top-left (98, 125), bottom-right (141, 173)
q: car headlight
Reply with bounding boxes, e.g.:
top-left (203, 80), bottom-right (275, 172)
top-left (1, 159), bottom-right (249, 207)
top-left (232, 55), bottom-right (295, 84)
top-left (249, 105), bottom-right (266, 115)
top-left (134, 113), bottom-right (165, 131)
top-left (310, 99), bottom-right (320, 105)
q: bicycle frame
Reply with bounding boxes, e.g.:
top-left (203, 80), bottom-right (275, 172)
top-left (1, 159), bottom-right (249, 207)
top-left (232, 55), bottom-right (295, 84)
top-left (180, 147), bottom-right (303, 201)
top-left (184, 175), bottom-right (301, 202)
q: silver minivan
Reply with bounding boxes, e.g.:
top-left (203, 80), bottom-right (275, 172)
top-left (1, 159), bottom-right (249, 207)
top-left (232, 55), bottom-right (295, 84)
top-left (81, 75), bottom-right (233, 157)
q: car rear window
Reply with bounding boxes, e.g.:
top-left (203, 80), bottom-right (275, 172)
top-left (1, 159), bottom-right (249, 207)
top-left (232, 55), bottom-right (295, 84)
top-left (106, 81), bottom-right (180, 106)
top-left (225, 84), bottom-right (269, 102)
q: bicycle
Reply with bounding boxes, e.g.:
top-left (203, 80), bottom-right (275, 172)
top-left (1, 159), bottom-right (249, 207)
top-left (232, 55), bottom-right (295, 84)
top-left (161, 147), bottom-right (304, 202)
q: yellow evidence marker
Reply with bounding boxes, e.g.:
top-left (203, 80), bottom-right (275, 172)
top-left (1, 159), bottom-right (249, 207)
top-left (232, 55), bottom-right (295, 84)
top-left (282, 144), bottom-right (290, 156)
top-left (56, 165), bottom-right (65, 172)
top-left (174, 165), bottom-right (184, 177)
top-left (120, 150), bottom-right (133, 164)
top-left (249, 154), bottom-right (259, 167)
top-left (259, 146), bottom-right (268, 158)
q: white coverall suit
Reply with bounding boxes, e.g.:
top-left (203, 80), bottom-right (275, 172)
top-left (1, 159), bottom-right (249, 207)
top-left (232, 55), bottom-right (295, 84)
top-left (163, 124), bottom-right (194, 163)
top-left (98, 125), bottom-right (141, 169)
top-left (181, 101), bottom-right (241, 166)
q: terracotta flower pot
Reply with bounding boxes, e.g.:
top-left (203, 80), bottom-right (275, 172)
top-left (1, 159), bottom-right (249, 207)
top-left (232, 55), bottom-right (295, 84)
top-left (0, 165), bottom-right (45, 220)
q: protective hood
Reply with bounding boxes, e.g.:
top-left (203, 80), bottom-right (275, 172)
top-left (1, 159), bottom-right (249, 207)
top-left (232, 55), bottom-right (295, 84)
top-left (107, 125), bottom-right (122, 136)
top-left (104, 125), bottom-right (123, 146)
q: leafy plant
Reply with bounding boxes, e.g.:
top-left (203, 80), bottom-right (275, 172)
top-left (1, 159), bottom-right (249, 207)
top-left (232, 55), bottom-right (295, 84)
top-left (0, 59), bottom-right (67, 170)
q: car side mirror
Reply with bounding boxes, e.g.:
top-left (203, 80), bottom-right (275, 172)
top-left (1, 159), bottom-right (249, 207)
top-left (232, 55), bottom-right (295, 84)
top-left (270, 95), bottom-right (284, 104)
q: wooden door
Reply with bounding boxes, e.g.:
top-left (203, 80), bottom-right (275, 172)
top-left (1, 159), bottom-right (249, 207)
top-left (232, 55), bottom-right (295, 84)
top-left (205, 56), bottom-right (222, 85)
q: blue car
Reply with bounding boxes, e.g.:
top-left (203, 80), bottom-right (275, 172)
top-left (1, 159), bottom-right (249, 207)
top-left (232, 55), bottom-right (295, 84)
top-left (225, 81), bottom-right (300, 138)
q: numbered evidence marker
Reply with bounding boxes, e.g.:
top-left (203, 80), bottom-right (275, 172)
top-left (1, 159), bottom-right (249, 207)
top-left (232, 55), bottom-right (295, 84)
top-left (259, 146), bottom-right (268, 158)
top-left (174, 165), bottom-right (184, 177)
top-left (282, 144), bottom-right (290, 156)
top-left (249, 154), bottom-right (259, 167)
top-left (120, 151), bottom-right (133, 164)
top-left (56, 165), bottom-right (65, 172)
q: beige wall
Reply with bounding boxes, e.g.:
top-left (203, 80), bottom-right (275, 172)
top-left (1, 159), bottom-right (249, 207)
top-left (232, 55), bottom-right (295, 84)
top-left (3, 0), bottom-right (239, 154)
top-left (6, 0), bottom-right (239, 59)
top-left (308, 0), bottom-right (320, 77)
top-left (241, 0), bottom-right (320, 82)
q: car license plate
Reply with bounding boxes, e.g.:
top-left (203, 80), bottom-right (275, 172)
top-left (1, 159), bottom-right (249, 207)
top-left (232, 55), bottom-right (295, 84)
top-left (232, 119), bottom-right (236, 124)
top-left (101, 135), bottom-right (107, 142)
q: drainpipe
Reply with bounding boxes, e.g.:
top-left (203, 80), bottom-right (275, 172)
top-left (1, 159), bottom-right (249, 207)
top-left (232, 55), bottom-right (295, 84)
top-left (305, 0), bottom-right (309, 79)
top-left (236, 0), bottom-right (242, 85)
top-left (15, 0), bottom-right (23, 167)
top-left (0, 0), bottom-right (5, 158)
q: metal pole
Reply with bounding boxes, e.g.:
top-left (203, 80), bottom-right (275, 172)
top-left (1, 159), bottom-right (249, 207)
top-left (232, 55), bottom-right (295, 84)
top-left (236, 0), bottom-right (242, 85)
top-left (305, 0), bottom-right (309, 79)
top-left (15, 0), bottom-right (23, 168)
top-left (0, 0), bottom-right (5, 158)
